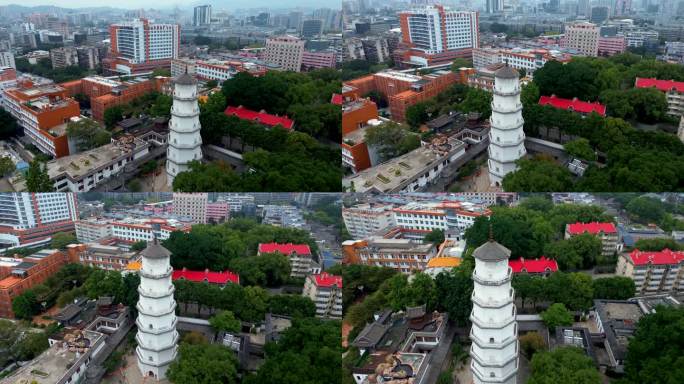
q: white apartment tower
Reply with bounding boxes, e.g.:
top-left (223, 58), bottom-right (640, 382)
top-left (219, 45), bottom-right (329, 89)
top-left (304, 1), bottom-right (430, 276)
top-left (172, 193), bottom-right (208, 224)
top-left (136, 239), bottom-right (178, 381)
top-left (110, 19), bottom-right (180, 65)
top-left (0, 51), bottom-right (16, 69)
top-left (564, 22), bottom-right (599, 57)
top-left (264, 35), bottom-right (305, 72)
top-left (193, 5), bottom-right (212, 26)
top-left (488, 65), bottom-right (526, 187)
top-left (470, 238), bottom-right (518, 384)
top-left (166, 73), bottom-right (203, 187)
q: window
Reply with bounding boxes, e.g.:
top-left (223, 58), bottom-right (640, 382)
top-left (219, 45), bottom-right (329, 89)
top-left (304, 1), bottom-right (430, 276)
top-left (489, 337), bottom-right (495, 343)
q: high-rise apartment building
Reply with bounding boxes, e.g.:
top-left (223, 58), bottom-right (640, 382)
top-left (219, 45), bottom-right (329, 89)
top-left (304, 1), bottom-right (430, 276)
top-left (193, 5), bottom-right (212, 26)
top-left (486, 0), bottom-right (504, 13)
top-left (342, 204), bottom-right (395, 239)
top-left (563, 22), bottom-right (600, 56)
top-left (108, 18), bottom-right (180, 74)
top-left (302, 273), bottom-right (343, 319)
top-left (0, 193), bottom-right (78, 249)
top-left (0, 51), bottom-right (15, 69)
top-left (398, 5), bottom-right (479, 65)
top-left (50, 47), bottom-right (78, 68)
top-left (173, 193), bottom-right (208, 224)
top-left (264, 35), bottom-right (305, 72)
top-left (617, 249), bottom-right (684, 295)
top-left (76, 46), bottom-right (100, 70)
top-left (301, 19), bottom-right (323, 38)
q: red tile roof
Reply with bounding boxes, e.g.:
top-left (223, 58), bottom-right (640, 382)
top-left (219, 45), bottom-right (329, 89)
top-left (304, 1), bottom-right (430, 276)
top-left (566, 222), bottom-right (617, 235)
top-left (313, 272), bottom-right (343, 288)
top-left (331, 93), bottom-right (343, 105)
top-left (635, 77), bottom-right (684, 93)
top-left (509, 257), bottom-right (559, 273)
top-left (628, 249), bottom-right (684, 266)
top-left (224, 106), bottom-right (294, 130)
top-left (258, 242), bottom-right (312, 256)
top-left (539, 95), bottom-right (607, 116)
top-left (172, 268), bottom-right (240, 284)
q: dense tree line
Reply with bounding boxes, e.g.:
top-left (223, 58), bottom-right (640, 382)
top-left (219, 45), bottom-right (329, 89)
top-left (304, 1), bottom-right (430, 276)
top-left (220, 70), bottom-right (341, 141)
top-left (622, 306), bottom-right (684, 384)
top-left (513, 272), bottom-right (635, 311)
top-left (326, 264), bottom-right (398, 311)
top-left (528, 346), bottom-right (602, 384)
top-left (362, 122), bottom-right (420, 162)
top-left (173, 278), bottom-right (317, 322)
top-left (405, 84), bottom-right (492, 128)
top-left (464, 202), bottom-right (612, 263)
top-left (242, 318), bottom-right (342, 384)
top-left (505, 54), bottom-right (684, 192)
top-left (162, 218), bottom-right (317, 273)
top-left (12, 263), bottom-right (92, 319)
top-left (0, 320), bottom-right (56, 368)
top-left (15, 57), bottom-right (90, 83)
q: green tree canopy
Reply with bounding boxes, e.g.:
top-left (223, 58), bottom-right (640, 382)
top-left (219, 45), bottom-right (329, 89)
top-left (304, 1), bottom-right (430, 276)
top-left (622, 306), bottom-right (684, 384)
top-left (424, 229), bottom-right (445, 246)
top-left (564, 138), bottom-right (596, 161)
top-left (66, 118), bottom-right (111, 151)
top-left (592, 276), bottom-right (635, 300)
top-left (25, 159), bottom-right (54, 192)
top-left (528, 347), bottom-right (602, 384)
top-left (167, 343), bottom-right (238, 384)
top-left (540, 303), bottom-right (574, 331)
top-left (363, 122), bottom-right (420, 162)
top-left (502, 156), bottom-right (575, 192)
top-left (51, 232), bottom-right (77, 250)
top-left (209, 310), bottom-right (241, 333)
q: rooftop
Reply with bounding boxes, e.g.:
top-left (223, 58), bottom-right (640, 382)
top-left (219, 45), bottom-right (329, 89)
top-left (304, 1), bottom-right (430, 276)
top-left (426, 256), bottom-right (461, 268)
top-left (343, 138), bottom-right (465, 193)
top-left (628, 248), bottom-right (684, 266)
top-left (312, 272), bottom-right (342, 288)
top-left (225, 105), bottom-right (294, 130)
top-left (539, 95), bottom-right (607, 116)
top-left (47, 135), bottom-right (148, 181)
top-left (509, 256), bottom-right (559, 273)
top-left (258, 242), bottom-right (312, 256)
top-left (0, 329), bottom-right (104, 384)
top-left (635, 77), bottom-right (684, 93)
top-left (172, 268), bottom-right (240, 284)
top-left (567, 221), bottom-right (617, 235)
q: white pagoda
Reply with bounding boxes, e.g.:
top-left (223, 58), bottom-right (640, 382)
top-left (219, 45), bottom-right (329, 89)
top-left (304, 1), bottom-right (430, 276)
top-left (470, 238), bottom-right (518, 384)
top-left (488, 64), bottom-right (526, 187)
top-left (166, 73), bottom-right (203, 187)
top-left (136, 239), bottom-right (178, 380)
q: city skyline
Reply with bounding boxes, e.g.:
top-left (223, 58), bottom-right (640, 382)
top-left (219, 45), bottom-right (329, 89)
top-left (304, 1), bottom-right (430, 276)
top-left (0, 1), bottom-right (340, 10)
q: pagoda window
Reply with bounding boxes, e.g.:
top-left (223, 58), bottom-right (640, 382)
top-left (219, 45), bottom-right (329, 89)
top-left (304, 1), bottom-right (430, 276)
top-left (489, 337), bottom-right (495, 343)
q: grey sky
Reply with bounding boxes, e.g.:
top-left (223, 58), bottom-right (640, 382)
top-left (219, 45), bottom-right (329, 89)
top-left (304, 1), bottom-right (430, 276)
top-left (0, 1), bottom-right (340, 9)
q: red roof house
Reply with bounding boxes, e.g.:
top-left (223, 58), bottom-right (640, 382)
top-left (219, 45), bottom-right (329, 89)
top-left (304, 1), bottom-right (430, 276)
top-left (172, 268), bottom-right (240, 285)
top-left (538, 95), bottom-right (607, 116)
top-left (628, 249), bottom-right (684, 266)
top-left (258, 242), bottom-right (312, 256)
top-left (312, 272), bottom-right (343, 288)
top-left (509, 257), bottom-right (559, 274)
top-left (566, 222), bottom-right (617, 235)
top-left (331, 93), bottom-right (343, 105)
top-left (635, 77), bottom-right (684, 93)
top-left (224, 105), bottom-right (294, 130)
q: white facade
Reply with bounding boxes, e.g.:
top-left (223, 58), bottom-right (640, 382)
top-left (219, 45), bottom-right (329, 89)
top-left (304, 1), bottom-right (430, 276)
top-left (564, 22), bottom-right (599, 56)
top-left (401, 6), bottom-right (479, 55)
top-left (264, 35), bottom-right (305, 72)
top-left (302, 273), bottom-right (343, 319)
top-left (342, 204), bottom-right (395, 239)
top-left (0, 51), bottom-right (15, 69)
top-left (136, 240), bottom-right (178, 381)
top-left (172, 193), bottom-right (208, 224)
top-left (470, 241), bottom-right (518, 384)
top-left (166, 74), bottom-right (203, 187)
top-left (193, 5), bottom-right (212, 26)
top-left (112, 19), bottom-right (179, 64)
top-left (0, 192), bottom-right (78, 230)
top-left (488, 66), bottom-right (526, 187)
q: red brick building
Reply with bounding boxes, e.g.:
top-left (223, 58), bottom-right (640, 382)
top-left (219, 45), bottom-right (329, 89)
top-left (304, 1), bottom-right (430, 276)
top-left (0, 249), bottom-right (72, 318)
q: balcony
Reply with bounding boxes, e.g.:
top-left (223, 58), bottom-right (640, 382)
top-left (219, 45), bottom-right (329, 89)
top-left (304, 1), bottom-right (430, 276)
top-left (473, 267), bottom-right (512, 286)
